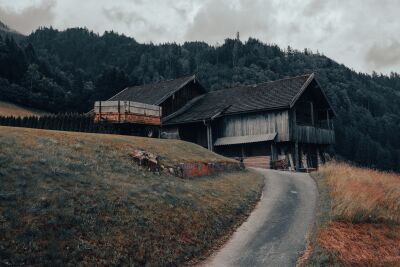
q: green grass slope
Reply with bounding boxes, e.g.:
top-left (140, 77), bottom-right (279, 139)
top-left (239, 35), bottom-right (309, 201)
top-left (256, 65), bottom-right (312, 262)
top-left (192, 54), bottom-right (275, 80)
top-left (0, 126), bottom-right (264, 266)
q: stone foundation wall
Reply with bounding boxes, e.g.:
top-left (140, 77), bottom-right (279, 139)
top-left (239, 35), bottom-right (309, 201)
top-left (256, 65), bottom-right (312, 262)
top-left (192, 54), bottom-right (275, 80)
top-left (130, 149), bottom-right (245, 178)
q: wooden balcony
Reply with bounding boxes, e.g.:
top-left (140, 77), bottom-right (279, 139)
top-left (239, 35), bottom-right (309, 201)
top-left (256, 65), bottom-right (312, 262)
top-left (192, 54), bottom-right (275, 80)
top-left (94, 101), bottom-right (162, 126)
top-left (294, 124), bottom-right (335, 144)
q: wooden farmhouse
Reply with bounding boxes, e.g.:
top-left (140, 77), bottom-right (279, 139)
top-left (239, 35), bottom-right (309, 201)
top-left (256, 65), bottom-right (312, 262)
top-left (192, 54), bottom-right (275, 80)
top-left (94, 74), bottom-right (335, 170)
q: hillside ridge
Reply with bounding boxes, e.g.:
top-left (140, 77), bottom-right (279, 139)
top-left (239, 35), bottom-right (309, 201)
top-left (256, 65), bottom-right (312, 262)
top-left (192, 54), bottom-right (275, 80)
top-left (0, 26), bottom-right (399, 172)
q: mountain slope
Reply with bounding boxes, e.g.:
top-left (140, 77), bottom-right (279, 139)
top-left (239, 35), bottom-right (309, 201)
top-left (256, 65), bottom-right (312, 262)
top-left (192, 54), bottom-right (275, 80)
top-left (0, 20), bottom-right (24, 41)
top-left (0, 27), bottom-right (399, 171)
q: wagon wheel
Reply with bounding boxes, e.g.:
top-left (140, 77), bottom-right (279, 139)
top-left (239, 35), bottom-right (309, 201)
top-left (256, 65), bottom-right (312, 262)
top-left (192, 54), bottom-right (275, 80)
top-left (145, 127), bottom-right (154, 138)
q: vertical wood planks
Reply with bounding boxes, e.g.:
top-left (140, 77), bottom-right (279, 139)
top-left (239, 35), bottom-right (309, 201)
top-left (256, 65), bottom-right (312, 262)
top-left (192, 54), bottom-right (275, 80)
top-left (220, 110), bottom-right (290, 142)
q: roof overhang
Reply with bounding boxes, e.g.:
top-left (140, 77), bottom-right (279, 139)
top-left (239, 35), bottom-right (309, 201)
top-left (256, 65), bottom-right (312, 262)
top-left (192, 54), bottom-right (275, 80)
top-left (156, 74), bottom-right (205, 105)
top-left (289, 73), bottom-right (315, 108)
top-left (163, 106), bottom-right (289, 125)
top-left (214, 133), bottom-right (277, 146)
top-left (289, 73), bottom-right (337, 117)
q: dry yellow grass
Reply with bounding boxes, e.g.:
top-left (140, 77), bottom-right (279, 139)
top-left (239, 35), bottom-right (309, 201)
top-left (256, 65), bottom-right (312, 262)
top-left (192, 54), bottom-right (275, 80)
top-left (0, 126), bottom-right (264, 266)
top-left (0, 101), bottom-right (46, 117)
top-left (320, 161), bottom-right (400, 224)
top-left (303, 162), bottom-right (400, 266)
top-left (318, 222), bottom-right (400, 267)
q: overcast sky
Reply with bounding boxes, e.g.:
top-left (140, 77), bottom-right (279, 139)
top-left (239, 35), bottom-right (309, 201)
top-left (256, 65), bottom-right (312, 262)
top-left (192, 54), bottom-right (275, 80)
top-left (1, 0), bottom-right (399, 75)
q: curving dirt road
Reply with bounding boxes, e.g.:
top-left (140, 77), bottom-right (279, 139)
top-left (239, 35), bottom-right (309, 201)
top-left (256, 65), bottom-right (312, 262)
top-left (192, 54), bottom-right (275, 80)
top-left (201, 168), bottom-right (318, 267)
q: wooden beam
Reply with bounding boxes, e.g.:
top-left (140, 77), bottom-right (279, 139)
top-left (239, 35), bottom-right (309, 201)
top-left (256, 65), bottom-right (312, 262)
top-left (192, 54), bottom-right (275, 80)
top-left (206, 123), bottom-right (213, 151)
top-left (118, 101), bottom-right (120, 123)
top-left (294, 141), bottom-right (299, 171)
top-left (326, 110), bottom-right (330, 130)
top-left (310, 101), bottom-right (314, 126)
top-left (271, 142), bottom-right (277, 161)
top-left (99, 101), bottom-right (102, 120)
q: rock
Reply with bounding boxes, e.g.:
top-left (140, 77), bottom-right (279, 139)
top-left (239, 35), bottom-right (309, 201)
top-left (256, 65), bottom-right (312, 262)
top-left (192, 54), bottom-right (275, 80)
top-left (130, 149), bottom-right (160, 172)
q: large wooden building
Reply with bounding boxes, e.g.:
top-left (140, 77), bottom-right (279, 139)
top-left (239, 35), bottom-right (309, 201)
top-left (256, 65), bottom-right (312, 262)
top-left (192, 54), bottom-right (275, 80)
top-left (95, 73), bottom-right (335, 170)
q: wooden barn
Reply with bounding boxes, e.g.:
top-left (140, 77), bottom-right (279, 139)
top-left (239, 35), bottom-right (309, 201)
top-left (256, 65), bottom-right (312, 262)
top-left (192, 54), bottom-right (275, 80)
top-left (94, 73), bottom-right (335, 170)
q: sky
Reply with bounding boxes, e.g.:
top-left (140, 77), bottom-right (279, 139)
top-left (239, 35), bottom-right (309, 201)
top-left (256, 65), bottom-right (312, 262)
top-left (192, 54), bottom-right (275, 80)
top-left (0, 0), bottom-right (399, 75)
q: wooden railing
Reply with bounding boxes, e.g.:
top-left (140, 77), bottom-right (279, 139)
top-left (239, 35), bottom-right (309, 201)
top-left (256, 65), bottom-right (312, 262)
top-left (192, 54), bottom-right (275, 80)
top-left (294, 125), bottom-right (335, 144)
top-left (94, 101), bottom-right (162, 125)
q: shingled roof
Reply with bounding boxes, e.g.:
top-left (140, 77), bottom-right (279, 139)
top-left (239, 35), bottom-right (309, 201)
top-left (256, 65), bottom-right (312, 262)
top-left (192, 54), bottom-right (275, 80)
top-left (108, 75), bottom-right (199, 105)
top-left (164, 73), bottom-right (318, 125)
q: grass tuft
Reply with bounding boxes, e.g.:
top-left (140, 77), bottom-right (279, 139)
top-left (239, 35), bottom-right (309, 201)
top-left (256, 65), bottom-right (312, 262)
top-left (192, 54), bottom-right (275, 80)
top-left (320, 162), bottom-right (400, 224)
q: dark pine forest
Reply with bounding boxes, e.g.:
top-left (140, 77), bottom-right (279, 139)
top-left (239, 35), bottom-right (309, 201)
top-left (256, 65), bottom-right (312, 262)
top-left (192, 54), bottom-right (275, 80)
top-left (1, 26), bottom-right (399, 172)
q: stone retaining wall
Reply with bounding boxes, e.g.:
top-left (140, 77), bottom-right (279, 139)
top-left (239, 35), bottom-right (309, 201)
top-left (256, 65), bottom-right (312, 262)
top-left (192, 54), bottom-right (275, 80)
top-left (130, 149), bottom-right (244, 178)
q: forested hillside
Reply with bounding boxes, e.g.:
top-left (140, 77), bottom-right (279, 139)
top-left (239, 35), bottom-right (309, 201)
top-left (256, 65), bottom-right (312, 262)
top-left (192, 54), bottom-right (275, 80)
top-left (0, 26), bottom-right (399, 171)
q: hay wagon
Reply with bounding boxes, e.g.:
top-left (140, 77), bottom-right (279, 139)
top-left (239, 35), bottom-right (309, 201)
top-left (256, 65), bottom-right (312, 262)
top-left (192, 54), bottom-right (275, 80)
top-left (94, 100), bottom-right (162, 137)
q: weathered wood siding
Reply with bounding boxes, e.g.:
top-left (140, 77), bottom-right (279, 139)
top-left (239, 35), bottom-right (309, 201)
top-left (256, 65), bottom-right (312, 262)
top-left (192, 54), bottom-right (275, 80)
top-left (217, 110), bottom-right (290, 142)
top-left (295, 125), bottom-right (335, 144)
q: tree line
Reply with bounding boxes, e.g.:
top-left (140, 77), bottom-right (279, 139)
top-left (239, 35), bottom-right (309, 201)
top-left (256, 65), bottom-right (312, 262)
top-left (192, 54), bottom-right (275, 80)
top-left (0, 26), bottom-right (399, 171)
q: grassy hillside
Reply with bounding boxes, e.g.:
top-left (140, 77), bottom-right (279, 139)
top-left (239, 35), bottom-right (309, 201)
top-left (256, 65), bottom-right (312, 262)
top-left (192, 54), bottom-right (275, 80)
top-left (0, 101), bottom-right (45, 117)
top-left (302, 162), bottom-right (400, 266)
top-left (0, 126), bottom-right (264, 266)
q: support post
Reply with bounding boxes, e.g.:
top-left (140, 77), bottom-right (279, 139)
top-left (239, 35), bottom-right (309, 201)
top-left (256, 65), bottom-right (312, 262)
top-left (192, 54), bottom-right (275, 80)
top-left (99, 101), bottom-right (102, 122)
top-left (326, 110), bottom-right (330, 130)
top-left (118, 101), bottom-right (121, 123)
top-left (206, 122), bottom-right (213, 151)
top-left (294, 141), bottom-right (299, 171)
top-left (310, 102), bottom-right (314, 126)
top-left (292, 108), bottom-right (299, 171)
top-left (271, 142), bottom-right (276, 161)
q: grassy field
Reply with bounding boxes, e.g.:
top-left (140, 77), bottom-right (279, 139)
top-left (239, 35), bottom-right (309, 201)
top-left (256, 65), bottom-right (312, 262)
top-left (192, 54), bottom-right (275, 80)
top-left (302, 162), bottom-right (400, 266)
top-left (0, 126), bottom-right (264, 266)
top-left (0, 101), bottom-right (46, 117)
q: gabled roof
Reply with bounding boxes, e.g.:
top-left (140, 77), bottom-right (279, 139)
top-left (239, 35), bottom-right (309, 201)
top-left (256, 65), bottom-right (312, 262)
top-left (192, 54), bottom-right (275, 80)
top-left (108, 75), bottom-right (202, 105)
top-left (165, 73), bottom-right (326, 125)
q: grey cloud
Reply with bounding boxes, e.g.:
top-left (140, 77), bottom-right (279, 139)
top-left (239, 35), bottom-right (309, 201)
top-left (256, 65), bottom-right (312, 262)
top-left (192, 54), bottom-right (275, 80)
top-left (184, 0), bottom-right (275, 43)
top-left (173, 6), bottom-right (187, 18)
top-left (366, 40), bottom-right (400, 70)
top-left (302, 0), bottom-right (330, 16)
top-left (102, 5), bottom-right (169, 42)
top-left (0, 0), bottom-right (55, 34)
top-left (103, 7), bottom-right (146, 27)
